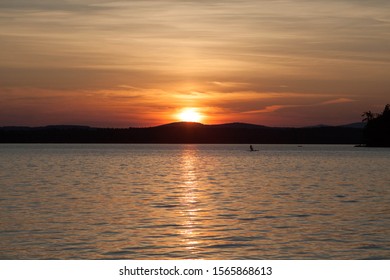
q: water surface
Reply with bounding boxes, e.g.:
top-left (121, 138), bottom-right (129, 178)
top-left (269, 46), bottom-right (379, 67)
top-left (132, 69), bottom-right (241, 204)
top-left (1, 144), bottom-right (389, 259)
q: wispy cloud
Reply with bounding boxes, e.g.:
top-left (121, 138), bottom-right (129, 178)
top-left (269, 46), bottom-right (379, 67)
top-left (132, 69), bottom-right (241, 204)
top-left (320, 98), bottom-right (355, 105)
top-left (242, 98), bottom-right (356, 114)
top-left (243, 105), bottom-right (297, 114)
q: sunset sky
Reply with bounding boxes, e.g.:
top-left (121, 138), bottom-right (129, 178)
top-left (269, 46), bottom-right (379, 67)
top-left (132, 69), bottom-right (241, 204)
top-left (1, 0), bottom-right (389, 127)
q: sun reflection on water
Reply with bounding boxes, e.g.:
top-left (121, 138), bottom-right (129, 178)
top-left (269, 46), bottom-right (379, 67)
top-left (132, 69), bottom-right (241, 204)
top-left (177, 147), bottom-right (204, 255)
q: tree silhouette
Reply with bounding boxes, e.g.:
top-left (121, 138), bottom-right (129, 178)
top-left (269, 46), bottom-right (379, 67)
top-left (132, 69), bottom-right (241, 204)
top-left (361, 110), bottom-right (374, 123)
top-left (362, 104), bottom-right (390, 147)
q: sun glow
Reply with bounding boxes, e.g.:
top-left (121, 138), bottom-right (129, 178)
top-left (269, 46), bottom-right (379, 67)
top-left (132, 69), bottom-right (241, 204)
top-left (178, 108), bottom-right (203, 123)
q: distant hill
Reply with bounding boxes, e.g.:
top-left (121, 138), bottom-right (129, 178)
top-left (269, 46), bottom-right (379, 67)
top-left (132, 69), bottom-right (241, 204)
top-left (339, 122), bottom-right (366, 129)
top-left (304, 122), bottom-right (365, 129)
top-left (208, 122), bottom-right (268, 129)
top-left (156, 122), bottom-right (267, 129)
top-left (0, 122), bottom-right (363, 144)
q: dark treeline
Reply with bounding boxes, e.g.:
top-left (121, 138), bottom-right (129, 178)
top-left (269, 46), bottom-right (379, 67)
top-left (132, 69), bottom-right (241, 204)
top-left (0, 122), bottom-right (362, 144)
top-left (362, 104), bottom-right (390, 147)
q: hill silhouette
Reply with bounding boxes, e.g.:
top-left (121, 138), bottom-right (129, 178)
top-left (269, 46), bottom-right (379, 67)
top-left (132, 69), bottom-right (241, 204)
top-left (0, 122), bottom-right (362, 144)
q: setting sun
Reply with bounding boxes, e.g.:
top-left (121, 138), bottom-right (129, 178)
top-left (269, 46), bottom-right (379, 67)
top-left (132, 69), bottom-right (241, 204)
top-left (178, 108), bottom-right (203, 123)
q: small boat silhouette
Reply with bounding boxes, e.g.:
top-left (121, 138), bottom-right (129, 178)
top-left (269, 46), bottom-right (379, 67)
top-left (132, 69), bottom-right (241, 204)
top-left (249, 145), bottom-right (258, 151)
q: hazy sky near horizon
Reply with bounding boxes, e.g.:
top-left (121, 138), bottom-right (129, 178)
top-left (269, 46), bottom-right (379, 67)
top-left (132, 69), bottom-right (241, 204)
top-left (1, 0), bottom-right (389, 127)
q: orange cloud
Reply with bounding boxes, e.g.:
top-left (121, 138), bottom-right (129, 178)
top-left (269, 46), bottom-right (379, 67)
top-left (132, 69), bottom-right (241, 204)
top-left (320, 98), bottom-right (355, 105)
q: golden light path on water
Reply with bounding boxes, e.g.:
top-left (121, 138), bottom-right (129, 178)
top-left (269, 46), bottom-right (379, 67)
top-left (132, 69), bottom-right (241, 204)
top-left (178, 148), bottom-right (203, 256)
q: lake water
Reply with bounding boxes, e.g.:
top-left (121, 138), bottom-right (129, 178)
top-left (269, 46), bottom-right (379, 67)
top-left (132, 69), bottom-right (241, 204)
top-left (1, 144), bottom-right (389, 259)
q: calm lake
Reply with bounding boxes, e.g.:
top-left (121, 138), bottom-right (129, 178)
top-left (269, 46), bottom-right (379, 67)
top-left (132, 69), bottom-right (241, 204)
top-left (1, 144), bottom-right (389, 259)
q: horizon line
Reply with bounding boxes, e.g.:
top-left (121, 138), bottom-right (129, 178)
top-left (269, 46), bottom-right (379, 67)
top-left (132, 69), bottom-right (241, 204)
top-left (0, 120), bottom-right (364, 129)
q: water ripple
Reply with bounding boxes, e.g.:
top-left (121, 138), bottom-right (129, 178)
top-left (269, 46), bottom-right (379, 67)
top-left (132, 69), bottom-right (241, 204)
top-left (1, 144), bottom-right (389, 259)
